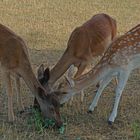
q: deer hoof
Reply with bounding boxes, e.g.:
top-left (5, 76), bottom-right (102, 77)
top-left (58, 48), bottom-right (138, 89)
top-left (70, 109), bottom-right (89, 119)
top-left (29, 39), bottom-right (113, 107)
top-left (87, 110), bottom-right (93, 114)
top-left (108, 120), bottom-right (113, 125)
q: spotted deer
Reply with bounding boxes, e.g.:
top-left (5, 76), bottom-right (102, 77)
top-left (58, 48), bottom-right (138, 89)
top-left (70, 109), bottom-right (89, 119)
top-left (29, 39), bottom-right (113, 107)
top-left (57, 24), bottom-right (140, 124)
top-left (44, 13), bottom-right (117, 103)
top-left (0, 24), bottom-right (62, 127)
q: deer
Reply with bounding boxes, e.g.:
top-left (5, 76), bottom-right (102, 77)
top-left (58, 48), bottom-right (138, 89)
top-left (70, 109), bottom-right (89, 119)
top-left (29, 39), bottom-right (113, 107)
top-left (42, 13), bottom-right (117, 104)
top-left (0, 23), bottom-right (62, 127)
top-left (52, 24), bottom-right (140, 124)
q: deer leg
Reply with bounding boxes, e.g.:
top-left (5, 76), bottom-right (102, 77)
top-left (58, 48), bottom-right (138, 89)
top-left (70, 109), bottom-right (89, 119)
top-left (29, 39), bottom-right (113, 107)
top-left (14, 75), bottom-right (24, 110)
top-left (115, 77), bottom-right (118, 85)
top-left (60, 63), bottom-right (88, 104)
top-left (75, 63), bottom-right (88, 103)
top-left (66, 65), bottom-right (77, 105)
top-left (88, 75), bottom-right (113, 112)
top-left (95, 76), bottom-right (118, 93)
top-left (80, 90), bottom-right (85, 103)
top-left (66, 65), bottom-right (78, 86)
top-left (108, 71), bottom-right (129, 124)
top-left (74, 63), bottom-right (87, 78)
top-left (1, 85), bottom-right (6, 94)
top-left (66, 64), bottom-right (87, 105)
top-left (33, 97), bottom-right (40, 111)
top-left (3, 71), bottom-right (15, 122)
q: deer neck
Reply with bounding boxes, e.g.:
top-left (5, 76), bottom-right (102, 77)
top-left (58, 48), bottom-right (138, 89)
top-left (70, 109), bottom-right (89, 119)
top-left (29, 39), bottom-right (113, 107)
top-left (65, 62), bottom-right (111, 93)
top-left (48, 51), bottom-right (73, 86)
top-left (20, 65), bottom-right (45, 97)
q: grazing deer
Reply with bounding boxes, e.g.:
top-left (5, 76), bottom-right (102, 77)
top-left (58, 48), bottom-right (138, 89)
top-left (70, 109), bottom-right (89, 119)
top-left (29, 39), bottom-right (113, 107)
top-left (45, 13), bottom-right (117, 102)
top-left (0, 24), bottom-right (62, 127)
top-left (56, 24), bottom-right (140, 124)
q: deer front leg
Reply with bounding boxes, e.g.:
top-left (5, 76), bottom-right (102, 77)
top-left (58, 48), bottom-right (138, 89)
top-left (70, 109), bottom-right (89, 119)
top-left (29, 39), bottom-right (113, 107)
top-left (66, 65), bottom-right (77, 105)
top-left (14, 76), bottom-right (24, 110)
top-left (88, 75), bottom-right (113, 113)
top-left (95, 77), bottom-right (118, 92)
top-left (108, 71), bottom-right (129, 124)
top-left (115, 77), bottom-right (118, 85)
top-left (33, 98), bottom-right (41, 111)
top-left (74, 63), bottom-right (88, 103)
top-left (66, 64), bottom-right (87, 105)
top-left (80, 90), bottom-right (85, 103)
top-left (3, 71), bottom-right (15, 122)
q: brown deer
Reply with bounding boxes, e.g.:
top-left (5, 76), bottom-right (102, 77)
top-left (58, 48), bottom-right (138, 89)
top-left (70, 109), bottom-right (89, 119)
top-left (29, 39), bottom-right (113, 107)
top-left (0, 24), bottom-right (62, 127)
top-left (56, 24), bottom-right (140, 124)
top-left (45, 13), bottom-right (117, 102)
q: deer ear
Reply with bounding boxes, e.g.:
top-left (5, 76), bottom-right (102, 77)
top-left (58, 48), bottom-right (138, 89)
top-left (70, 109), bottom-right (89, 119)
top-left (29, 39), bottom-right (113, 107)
top-left (37, 64), bottom-right (44, 80)
top-left (44, 67), bottom-right (50, 82)
top-left (64, 76), bottom-right (75, 87)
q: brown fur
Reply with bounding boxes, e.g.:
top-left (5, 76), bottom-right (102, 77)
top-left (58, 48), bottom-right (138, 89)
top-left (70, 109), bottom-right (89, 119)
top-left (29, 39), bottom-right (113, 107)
top-left (0, 24), bottom-right (62, 126)
top-left (58, 24), bottom-right (140, 124)
top-left (48, 13), bottom-right (117, 88)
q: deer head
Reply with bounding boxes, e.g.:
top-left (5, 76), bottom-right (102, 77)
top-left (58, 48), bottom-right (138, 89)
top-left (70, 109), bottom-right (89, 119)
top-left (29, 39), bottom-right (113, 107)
top-left (35, 64), bottom-right (63, 128)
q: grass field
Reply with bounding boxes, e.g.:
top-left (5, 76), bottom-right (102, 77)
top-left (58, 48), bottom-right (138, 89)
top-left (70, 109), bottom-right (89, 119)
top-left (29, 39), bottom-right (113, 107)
top-left (0, 0), bottom-right (140, 139)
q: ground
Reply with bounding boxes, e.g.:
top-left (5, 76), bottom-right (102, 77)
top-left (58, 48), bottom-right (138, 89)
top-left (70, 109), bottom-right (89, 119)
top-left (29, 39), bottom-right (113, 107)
top-left (0, 0), bottom-right (140, 140)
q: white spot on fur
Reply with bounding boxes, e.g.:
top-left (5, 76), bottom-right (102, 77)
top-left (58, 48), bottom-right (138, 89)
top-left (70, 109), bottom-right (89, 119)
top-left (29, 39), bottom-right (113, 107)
top-left (134, 32), bottom-right (138, 36)
top-left (131, 38), bottom-right (134, 41)
top-left (127, 31), bottom-right (131, 35)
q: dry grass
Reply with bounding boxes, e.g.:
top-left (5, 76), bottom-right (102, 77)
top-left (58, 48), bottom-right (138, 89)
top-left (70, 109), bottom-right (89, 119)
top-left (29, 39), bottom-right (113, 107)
top-left (0, 0), bottom-right (140, 139)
